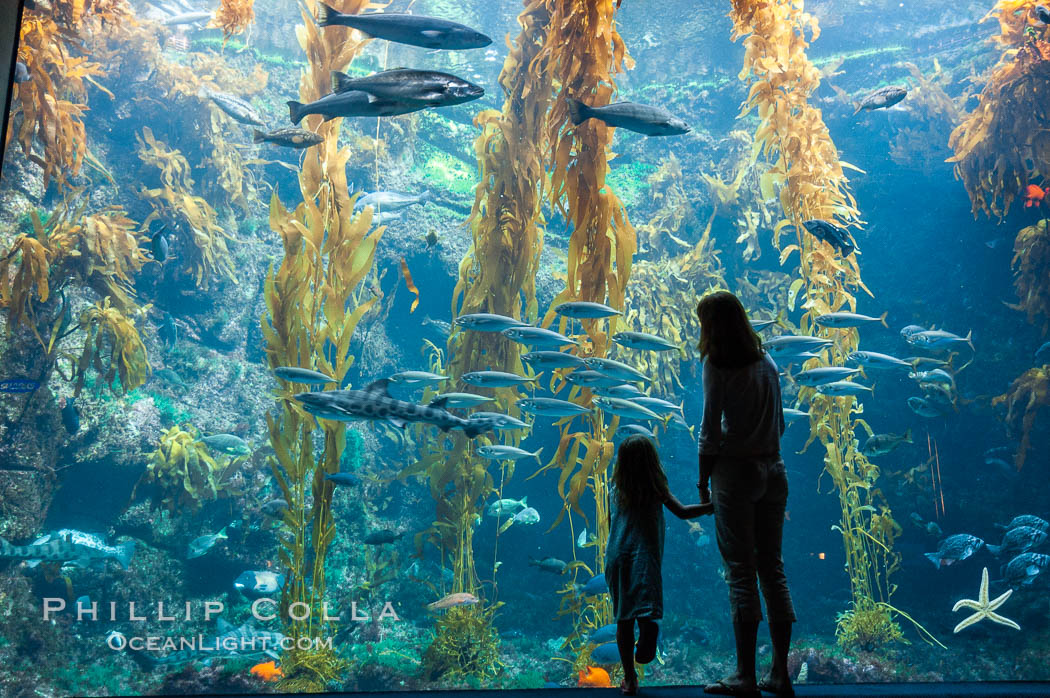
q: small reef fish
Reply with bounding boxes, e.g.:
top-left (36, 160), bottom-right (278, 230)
top-left (502, 326), bottom-right (577, 348)
top-left (792, 367), bottom-right (861, 387)
top-left (1003, 552), bottom-right (1050, 586)
top-left (521, 350), bottom-right (586, 370)
top-left (150, 230), bottom-right (169, 262)
top-left (158, 312), bottom-right (178, 351)
top-left (925, 533), bottom-right (984, 568)
top-left (476, 445), bottom-right (543, 463)
top-left (854, 85), bottom-right (907, 113)
top-left (860, 429), bottom-right (912, 457)
top-left (273, 366), bottom-right (337, 385)
top-left (517, 397), bottom-right (591, 418)
top-left (287, 90), bottom-right (419, 126)
top-left (815, 311), bottom-right (888, 328)
top-left (235, 570), bottom-right (286, 599)
top-left (3, 530), bottom-right (134, 569)
top-left (14, 61), bottom-right (31, 83)
top-left (253, 127), bottom-right (323, 149)
top-left (187, 527), bottom-right (228, 559)
top-left (612, 330), bottom-right (679, 352)
top-left (202, 89), bottom-right (265, 127)
top-left (432, 392), bottom-right (494, 409)
top-left (498, 506), bottom-right (541, 534)
top-left (428, 592), bottom-right (480, 611)
top-left (578, 666), bottom-right (613, 687)
top-left (461, 370), bottom-right (538, 388)
top-left (296, 379), bottom-right (492, 437)
top-left (316, 4), bottom-right (492, 50)
top-left (424, 229), bottom-right (439, 248)
top-left (566, 98), bottom-right (690, 137)
top-left (61, 396), bottom-right (80, 434)
top-left (326, 472), bottom-right (361, 487)
top-left (987, 526), bottom-right (1048, 559)
top-left (486, 496), bottom-right (528, 517)
top-left (1024, 183), bottom-right (1046, 208)
top-left (249, 660), bottom-right (283, 682)
top-left (554, 301), bottom-right (622, 319)
top-left (583, 357), bottom-right (649, 383)
top-left (801, 219), bottom-right (856, 256)
top-left (363, 530), bottom-right (403, 545)
top-left (815, 381), bottom-right (872, 397)
top-left (201, 433), bottom-right (251, 455)
top-left (389, 370), bottom-right (448, 386)
top-left (260, 498), bottom-right (288, 518)
top-left (847, 350), bottom-right (912, 371)
top-left (331, 69), bottom-right (483, 107)
top-left (996, 515), bottom-right (1050, 533)
top-left (528, 556), bottom-right (567, 574)
top-left (455, 313), bottom-right (527, 332)
top-left (354, 189), bottom-right (432, 212)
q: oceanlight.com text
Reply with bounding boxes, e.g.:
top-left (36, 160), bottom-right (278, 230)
top-left (106, 634), bottom-right (333, 653)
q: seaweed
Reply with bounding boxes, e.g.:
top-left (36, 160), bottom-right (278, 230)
top-left (1007, 219), bottom-right (1050, 334)
top-left (992, 365), bottom-right (1050, 469)
top-left (261, 0), bottom-right (385, 690)
top-left (135, 127), bottom-right (237, 288)
top-left (730, 0), bottom-right (940, 652)
top-left (136, 424), bottom-right (232, 512)
top-left (73, 297), bottom-right (150, 396)
top-left (209, 0), bottom-right (255, 45)
top-left (948, 0), bottom-right (1050, 218)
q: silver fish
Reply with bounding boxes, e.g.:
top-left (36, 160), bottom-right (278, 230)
top-left (793, 367), bottom-right (861, 386)
top-left (389, 370), bottom-right (448, 386)
top-left (847, 351), bottom-right (912, 371)
top-left (461, 370), bottom-right (538, 388)
top-left (815, 381), bottom-right (872, 396)
top-left (593, 396), bottom-right (662, 421)
top-left (332, 69), bottom-right (482, 107)
top-left (354, 189), bottom-right (432, 212)
top-left (516, 397), bottom-right (591, 417)
top-left (476, 445), bottom-right (543, 463)
top-left (203, 89), bottom-right (265, 127)
top-left (431, 392), bottom-right (494, 409)
top-left (582, 357), bottom-right (649, 383)
top-left (553, 301), bottom-right (622, 319)
top-left (567, 98), bottom-right (690, 137)
top-left (187, 527), bottom-right (228, 559)
top-left (502, 326), bottom-right (577, 348)
top-left (273, 366), bottom-right (337, 385)
top-left (814, 311), bottom-right (888, 328)
top-left (521, 351), bottom-right (586, 370)
top-left (454, 313), bottom-right (527, 332)
top-left (611, 330), bottom-right (678, 352)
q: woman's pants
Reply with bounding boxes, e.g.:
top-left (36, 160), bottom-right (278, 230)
top-left (711, 455), bottom-right (796, 624)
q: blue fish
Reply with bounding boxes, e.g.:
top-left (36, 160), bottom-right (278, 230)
top-left (588, 642), bottom-right (621, 665)
top-left (587, 623), bottom-right (617, 645)
top-left (802, 219), bottom-right (856, 256)
top-left (326, 472), bottom-right (361, 487)
top-left (580, 573), bottom-right (607, 596)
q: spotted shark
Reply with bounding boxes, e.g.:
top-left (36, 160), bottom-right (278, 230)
top-left (295, 378), bottom-right (493, 437)
top-left (127, 618), bottom-right (285, 670)
top-left (0, 529), bottom-right (135, 569)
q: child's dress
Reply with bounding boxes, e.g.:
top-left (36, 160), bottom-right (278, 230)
top-left (604, 490), bottom-right (665, 621)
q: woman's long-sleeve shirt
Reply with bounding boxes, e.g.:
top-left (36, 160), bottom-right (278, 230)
top-left (698, 352), bottom-right (785, 458)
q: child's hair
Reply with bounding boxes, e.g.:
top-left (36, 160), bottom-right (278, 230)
top-left (612, 435), bottom-right (670, 511)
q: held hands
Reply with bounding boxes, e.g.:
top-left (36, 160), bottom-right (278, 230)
top-left (697, 482), bottom-right (711, 506)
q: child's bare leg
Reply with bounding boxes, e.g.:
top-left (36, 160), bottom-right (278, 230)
top-left (616, 620), bottom-right (638, 694)
top-left (635, 618), bottom-right (659, 664)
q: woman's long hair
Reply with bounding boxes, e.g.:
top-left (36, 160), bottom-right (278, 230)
top-left (612, 435), bottom-right (670, 512)
top-left (696, 290), bottom-right (763, 369)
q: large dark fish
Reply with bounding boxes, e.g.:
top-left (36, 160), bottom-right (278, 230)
top-left (202, 89), bottom-right (265, 126)
top-left (331, 68), bottom-right (483, 106)
top-left (316, 4), bottom-right (492, 50)
top-left (294, 378), bottom-right (491, 437)
top-left (287, 90), bottom-right (421, 125)
top-left (252, 127), bottom-right (323, 149)
top-left (802, 219), bottom-right (856, 256)
top-left (566, 98), bottom-right (690, 137)
top-left (854, 85), bottom-right (907, 114)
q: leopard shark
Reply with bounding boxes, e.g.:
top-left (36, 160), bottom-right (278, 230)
top-left (295, 378), bottom-right (496, 438)
top-left (0, 529), bottom-right (135, 569)
top-left (126, 618), bottom-right (285, 670)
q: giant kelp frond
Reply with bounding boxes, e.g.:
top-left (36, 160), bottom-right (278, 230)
top-left (62, 208), bottom-right (148, 312)
top-left (11, 15), bottom-right (106, 190)
top-left (948, 0), bottom-right (1050, 218)
top-left (74, 296), bottom-right (150, 396)
top-left (139, 425), bottom-right (225, 512)
top-left (731, 0), bottom-right (923, 651)
top-left (0, 232), bottom-right (52, 339)
top-left (209, 0), bottom-right (255, 43)
top-left (135, 127), bottom-right (237, 288)
top-left (1008, 220), bottom-right (1050, 334)
top-left (992, 366), bottom-right (1050, 469)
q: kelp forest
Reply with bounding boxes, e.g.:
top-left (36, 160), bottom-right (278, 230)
top-left (2, 0), bottom-right (1050, 694)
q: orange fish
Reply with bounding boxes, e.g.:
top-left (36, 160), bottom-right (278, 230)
top-left (1024, 184), bottom-right (1046, 208)
top-left (249, 660), bottom-right (283, 682)
top-left (578, 666), bottom-right (613, 688)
